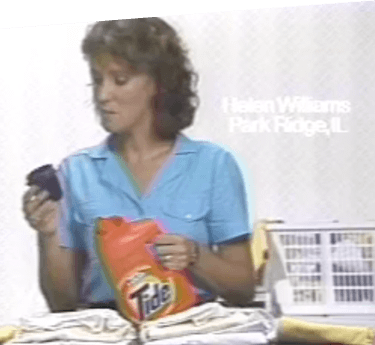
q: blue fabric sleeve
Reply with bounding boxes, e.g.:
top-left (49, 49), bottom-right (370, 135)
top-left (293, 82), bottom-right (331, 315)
top-left (56, 159), bottom-right (85, 250)
top-left (207, 150), bottom-right (251, 245)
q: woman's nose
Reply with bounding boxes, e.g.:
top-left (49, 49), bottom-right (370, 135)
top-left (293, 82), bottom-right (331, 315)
top-left (96, 80), bottom-right (114, 104)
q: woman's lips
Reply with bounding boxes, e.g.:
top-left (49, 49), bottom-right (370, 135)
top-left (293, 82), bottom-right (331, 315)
top-left (101, 110), bottom-right (118, 120)
top-left (101, 111), bottom-right (117, 123)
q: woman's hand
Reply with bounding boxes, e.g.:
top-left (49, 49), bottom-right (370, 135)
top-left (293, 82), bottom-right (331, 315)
top-left (22, 185), bottom-right (59, 236)
top-left (155, 235), bottom-right (255, 305)
top-left (154, 234), bottom-right (198, 270)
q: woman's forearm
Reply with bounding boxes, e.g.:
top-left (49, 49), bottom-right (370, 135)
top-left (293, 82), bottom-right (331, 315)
top-left (38, 232), bottom-right (78, 311)
top-left (189, 243), bottom-right (255, 305)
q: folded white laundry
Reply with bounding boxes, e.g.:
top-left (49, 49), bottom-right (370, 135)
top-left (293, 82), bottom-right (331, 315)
top-left (144, 332), bottom-right (269, 345)
top-left (7, 303), bottom-right (278, 345)
top-left (140, 303), bottom-right (278, 343)
top-left (214, 310), bottom-right (277, 336)
top-left (142, 313), bottom-right (248, 340)
top-left (10, 309), bottom-right (137, 344)
top-left (142, 303), bottom-right (229, 328)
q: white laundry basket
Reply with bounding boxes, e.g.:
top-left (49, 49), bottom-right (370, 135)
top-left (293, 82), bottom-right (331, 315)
top-left (267, 222), bottom-right (375, 316)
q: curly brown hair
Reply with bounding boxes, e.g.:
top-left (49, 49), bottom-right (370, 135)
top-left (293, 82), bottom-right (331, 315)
top-left (81, 17), bottom-right (199, 139)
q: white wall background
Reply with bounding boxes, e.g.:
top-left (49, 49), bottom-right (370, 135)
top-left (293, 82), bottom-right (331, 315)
top-left (0, 1), bottom-right (374, 324)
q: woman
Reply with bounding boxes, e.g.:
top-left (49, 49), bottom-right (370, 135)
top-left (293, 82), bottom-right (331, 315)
top-left (22, 17), bottom-right (255, 313)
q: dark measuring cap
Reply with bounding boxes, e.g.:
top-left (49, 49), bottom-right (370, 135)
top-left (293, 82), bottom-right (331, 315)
top-left (26, 164), bottom-right (63, 201)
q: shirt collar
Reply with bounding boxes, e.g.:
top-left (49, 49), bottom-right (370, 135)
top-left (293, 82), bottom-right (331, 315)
top-left (85, 133), bottom-right (198, 159)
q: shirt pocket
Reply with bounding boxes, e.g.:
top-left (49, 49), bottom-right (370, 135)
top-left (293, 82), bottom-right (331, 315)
top-left (77, 201), bottom-right (128, 226)
top-left (161, 194), bottom-right (210, 222)
top-left (74, 201), bottom-right (133, 258)
top-left (76, 201), bottom-right (102, 226)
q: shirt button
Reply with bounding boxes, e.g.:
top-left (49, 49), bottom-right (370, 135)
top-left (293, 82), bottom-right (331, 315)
top-left (185, 214), bottom-right (192, 219)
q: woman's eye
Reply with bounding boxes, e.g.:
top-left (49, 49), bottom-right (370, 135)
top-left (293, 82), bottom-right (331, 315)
top-left (88, 71), bottom-right (131, 87)
top-left (93, 78), bottom-right (103, 85)
top-left (115, 76), bottom-right (130, 85)
top-left (91, 74), bottom-right (103, 86)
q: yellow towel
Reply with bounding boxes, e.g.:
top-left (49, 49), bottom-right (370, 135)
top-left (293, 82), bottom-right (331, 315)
top-left (0, 326), bottom-right (18, 343)
top-left (250, 221), bottom-right (273, 284)
top-left (279, 317), bottom-right (375, 345)
top-left (251, 222), bottom-right (269, 270)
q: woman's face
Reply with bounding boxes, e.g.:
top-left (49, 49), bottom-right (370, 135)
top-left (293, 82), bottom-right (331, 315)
top-left (91, 53), bottom-right (157, 135)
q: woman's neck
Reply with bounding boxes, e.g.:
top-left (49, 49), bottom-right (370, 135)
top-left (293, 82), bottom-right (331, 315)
top-left (113, 131), bottom-right (176, 163)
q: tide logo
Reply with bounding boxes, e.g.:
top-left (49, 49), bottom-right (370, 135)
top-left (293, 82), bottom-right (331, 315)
top-left (128, 276), bottom-right (175, 321)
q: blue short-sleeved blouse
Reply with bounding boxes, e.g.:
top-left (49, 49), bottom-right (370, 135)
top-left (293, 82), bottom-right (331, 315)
top-left (56, 133), bottom-right (251, 305)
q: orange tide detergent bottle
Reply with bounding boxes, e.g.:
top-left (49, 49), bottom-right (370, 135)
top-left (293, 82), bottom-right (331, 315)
top-left (95, 217), bottom-right (201, 323)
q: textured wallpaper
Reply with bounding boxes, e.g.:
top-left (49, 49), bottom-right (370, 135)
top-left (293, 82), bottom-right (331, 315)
top-left (0, 2), bottom-right (374, 324)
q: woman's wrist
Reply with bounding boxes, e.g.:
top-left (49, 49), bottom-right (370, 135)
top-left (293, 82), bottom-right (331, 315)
top-left (189, 240), bottom-right (200, 267)
top-left (40, 229), bottom-right (57, 240)
top-left (38, 229), bottom-right (59, 250)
